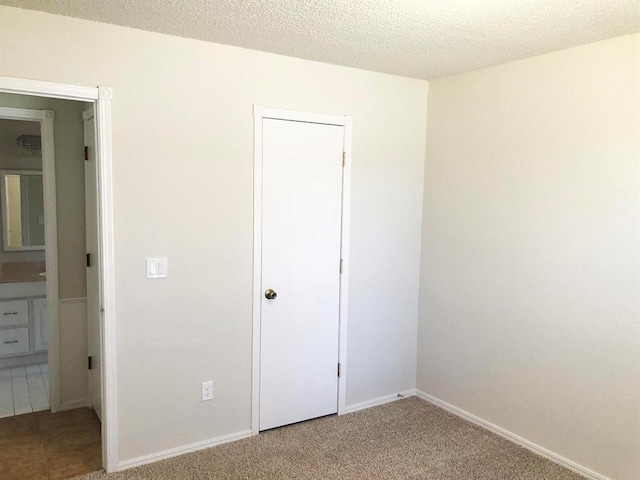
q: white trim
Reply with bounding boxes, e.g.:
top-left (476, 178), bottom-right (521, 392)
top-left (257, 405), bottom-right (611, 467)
top-left (256, 106), bottom-right (347, 126)
top-left (58, 297), bottom-right (88, 305)
top-left (251, 105), bottom-right (353, 435)
top-left (0, 106), bottom-right (49, 121)
top-left (415, 391), bottom-right (609, 480)
top-left (343, 389), bottom-right (416, 415)
top-left (59, 397), bottom-right (90, 411)
top-left (251, 107), bottom-right (263, 435)
top-left (0, 76), bottom-right (99, 101)
top-left (96, 86), bottom-right (118, 473)
top-left (337, 116), bottom-right (352, 416)
top-left (117, 430), bottom-right (252, 471)
top-left (0, 76), bottom-right (118, 473)
top-left (40, 109), bottom-right (60, 417)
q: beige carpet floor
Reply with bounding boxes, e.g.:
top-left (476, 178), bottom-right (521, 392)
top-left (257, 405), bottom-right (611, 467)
top-left (74, 397), bottom-right (584, 479)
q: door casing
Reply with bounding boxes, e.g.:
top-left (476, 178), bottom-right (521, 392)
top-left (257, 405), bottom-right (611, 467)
top-left (0, 76), bottom-right (117, 473)
top-left (251, 105), bottom-right (353, 435)
top-left (83, 106), bottom-right (103, 422)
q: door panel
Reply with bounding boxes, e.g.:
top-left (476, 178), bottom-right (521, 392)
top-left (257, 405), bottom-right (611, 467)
top-left (32, 297), bottom-right (48, 352)
top-left (84, 107), bottom-right (102, 422)
top-left (259, 118), bottom-right (344, 431)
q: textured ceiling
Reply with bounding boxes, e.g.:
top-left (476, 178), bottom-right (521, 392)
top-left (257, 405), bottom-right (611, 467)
top-left (1, 0), bottom-right (639, 79)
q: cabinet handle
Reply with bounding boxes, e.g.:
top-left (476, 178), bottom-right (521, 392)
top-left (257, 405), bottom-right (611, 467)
top-left (3, 312), bottom-right (18, 316)
top-left (3, 340), bottom-right (19, 344)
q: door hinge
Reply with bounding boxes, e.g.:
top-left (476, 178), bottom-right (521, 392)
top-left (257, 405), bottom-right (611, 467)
top-left (86, 253), bottom-right (92, 267)
top-left (342, 151), bottom-right (346, 167)
top-left (337, 363), bottom-right (341, 377)
top-left (84, 146), bottom-right (89, 161)
top-left (340, 259), bottom-right (344, 274)
top-left (88, 356), bottom-right (93, 370)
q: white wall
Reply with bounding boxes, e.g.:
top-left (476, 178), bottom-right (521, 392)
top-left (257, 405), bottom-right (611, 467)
top-left (0, 6), bottom-right (427, 463)
top-left (418, 34), bottom-right (639, 480)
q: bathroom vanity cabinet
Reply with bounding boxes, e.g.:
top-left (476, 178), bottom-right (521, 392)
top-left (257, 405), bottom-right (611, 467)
top-left (0, 281), bottom-right (47, 361)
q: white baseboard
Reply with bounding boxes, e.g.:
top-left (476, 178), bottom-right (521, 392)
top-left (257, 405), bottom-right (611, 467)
top-left (0, 352), bottom-right (48, 370)
top-left (58, 398), bottom-right (90, 411)
top-left (415, 390), bottom-right (608, 480)
top-left (343, 389), bottom-right (416, 414)
top-left (118, 429), bottom-right (253, 471)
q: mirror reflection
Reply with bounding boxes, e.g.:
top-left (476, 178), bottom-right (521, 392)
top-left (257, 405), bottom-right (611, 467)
top-left (1, 170), bottom-right (45, 251)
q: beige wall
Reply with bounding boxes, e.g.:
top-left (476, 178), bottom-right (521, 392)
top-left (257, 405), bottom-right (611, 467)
top-left (0, 94), bottom-right (88, 299)
top-left (0, 6), bottom-right (428, 462)
top-left (418, 34), bottom-right (640, 479)
top-left (58, 299), bottom-right (88, 407)
top-left (0, 119), bottom-right (41, 169)
top-left (0, 118), bottom-right (45, 263)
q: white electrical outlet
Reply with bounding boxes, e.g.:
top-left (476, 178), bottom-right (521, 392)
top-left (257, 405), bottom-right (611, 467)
top-left (201, 380), bottom-right (213, 401)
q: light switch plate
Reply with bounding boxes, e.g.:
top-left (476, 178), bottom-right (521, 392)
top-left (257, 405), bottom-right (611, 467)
top-left (147, 258), bottom-right (168, 279)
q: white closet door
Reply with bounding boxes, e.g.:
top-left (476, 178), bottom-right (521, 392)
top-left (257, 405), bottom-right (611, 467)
top-left (259, 118), bottom-right (344, 431)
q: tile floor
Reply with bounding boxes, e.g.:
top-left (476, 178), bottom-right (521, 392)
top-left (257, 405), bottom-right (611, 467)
top-left (0, 407), bottom-right (102, 480)
top-left (0, 364), bottom-right (49, 418)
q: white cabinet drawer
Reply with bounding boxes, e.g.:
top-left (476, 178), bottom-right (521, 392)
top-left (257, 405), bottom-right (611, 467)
top-left (0, 328), bottom-right (29, 356)
top-left (0, 300), bottom-right (28, 327)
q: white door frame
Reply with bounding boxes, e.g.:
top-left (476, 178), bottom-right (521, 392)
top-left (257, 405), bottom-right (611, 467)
top-left (252, 105), bottom-right (352, 435)
top-left (0, 76), bottom-right (118, 473)
top-left (0, 106), bottom-right (59, 411)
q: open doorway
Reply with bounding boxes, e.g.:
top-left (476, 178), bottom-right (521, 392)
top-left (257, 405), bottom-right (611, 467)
top-left (0, 96), bottom-right (101, 478)
top-left (0, 116), bottom-right (49, 418)
top-left (0, 78), bottom-right (115, 476)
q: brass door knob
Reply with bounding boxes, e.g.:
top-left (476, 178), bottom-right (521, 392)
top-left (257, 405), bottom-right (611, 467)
top-left (265, 289), bottom-right (277, 300)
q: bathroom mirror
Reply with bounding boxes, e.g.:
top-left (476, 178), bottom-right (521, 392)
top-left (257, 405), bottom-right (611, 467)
top-left (1, 170), bottom-right (45, 251)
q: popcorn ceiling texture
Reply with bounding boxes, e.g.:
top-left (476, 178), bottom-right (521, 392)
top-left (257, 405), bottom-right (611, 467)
top-left (1, 0), bottom-right (638, 79)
